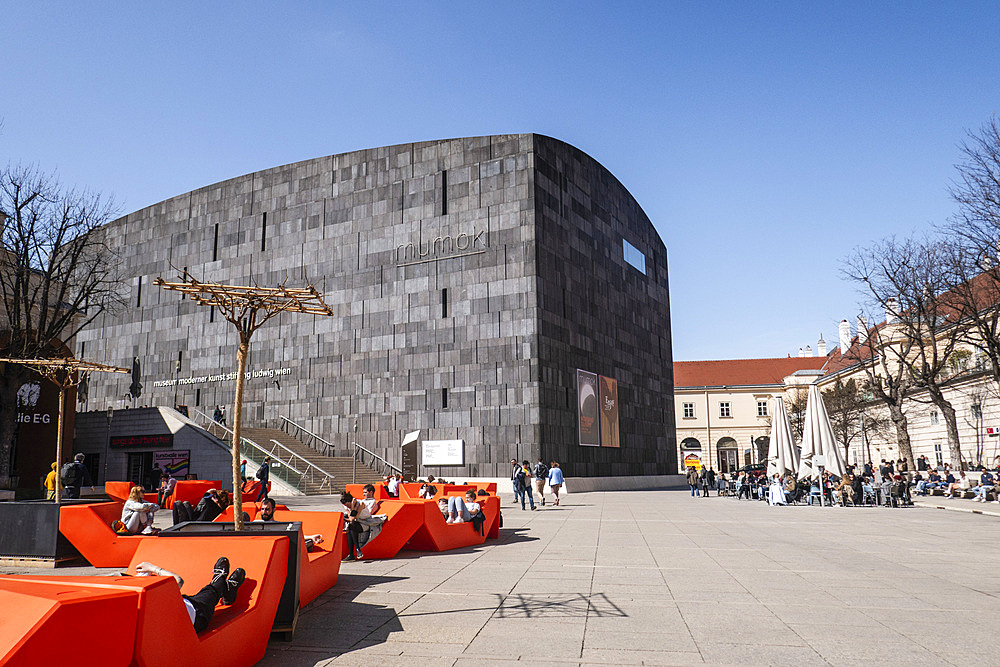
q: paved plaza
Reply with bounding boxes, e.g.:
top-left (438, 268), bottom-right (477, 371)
top-left (5, 489), bottom-right (1000, 665)
top-left (255, 489), bottom-right (1000, 666)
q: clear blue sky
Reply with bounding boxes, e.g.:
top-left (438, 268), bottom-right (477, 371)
top-left (3, 2), bottom-right (998, 361)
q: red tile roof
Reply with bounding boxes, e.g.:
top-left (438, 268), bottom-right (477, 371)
top-left (674, 357), bottom-right (830, 388)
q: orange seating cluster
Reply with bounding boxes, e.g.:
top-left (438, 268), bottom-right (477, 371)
top-left (3, 481), bottom-right (502, 665)
top-left (0, 535), bottom-right (288, 666)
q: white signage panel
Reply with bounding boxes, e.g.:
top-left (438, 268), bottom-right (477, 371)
top-left (422, 439), bottom-right (464, 466)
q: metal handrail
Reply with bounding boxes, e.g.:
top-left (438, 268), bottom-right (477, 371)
top-left (353, 440), bottom-right (402, 483)
top-left (189, 408), bottom-right (334, 493)
top-left (279, 415), bottom-right (334, 456)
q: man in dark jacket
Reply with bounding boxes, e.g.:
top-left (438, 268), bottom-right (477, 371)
top-left (62, 453), bottom-right (94, 499)
top-left (256, 457), bottom-right (271, 502)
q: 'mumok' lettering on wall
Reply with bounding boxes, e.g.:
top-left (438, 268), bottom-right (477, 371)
top-left (395, 228), bottom-right (488, 264)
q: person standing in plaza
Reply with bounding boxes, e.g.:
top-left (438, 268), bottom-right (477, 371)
top-left (547, 461), bottom-right (564, 505)
top-left (62, 453), bottom-right (94, 499)
top-left (510, 459), bottom-right (522, 504)
top-left (512, 459), bottom-right (535, 510)
top-left (687, 466), bottom-right (700, 497)
top-left (44, 462), bottom-right (57, 500)
top-left (256, 457), bottom-right (271, 502)
top-left (533, 457), bottom-right (549, 506)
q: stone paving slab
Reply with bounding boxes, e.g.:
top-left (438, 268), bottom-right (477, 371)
top-left (4, 490), bottom-right (1000, 665)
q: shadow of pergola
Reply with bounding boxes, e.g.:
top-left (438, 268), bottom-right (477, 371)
top-left (494, 592), bottom-right (626, 619)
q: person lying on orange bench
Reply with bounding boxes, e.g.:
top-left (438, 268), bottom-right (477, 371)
top-left (134, 557), bottom-right (245, 633)
top-left (254, 498), bottom-right (325, 552)
top-left (121, 485), bottom-right (161, 535)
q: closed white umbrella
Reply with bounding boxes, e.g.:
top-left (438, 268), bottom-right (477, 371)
top-left (799, 384), bottom-right (848, 478)
top-left (767, 396), bottom-right (798, 477)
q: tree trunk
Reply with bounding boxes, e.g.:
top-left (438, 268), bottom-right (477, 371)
top-left (929, 388), bottom-right (963, 469)
top-left (54, 386), bottom-right (65, 503)
top-left (231, 340), bottom-right (249, 531)
top-left (887, 402), bottom-right (914, 468)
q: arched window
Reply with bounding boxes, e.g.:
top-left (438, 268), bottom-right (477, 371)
top-left (680, 437), bottom-right (702, 450)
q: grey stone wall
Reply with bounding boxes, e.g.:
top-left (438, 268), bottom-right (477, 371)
top-left (76, 135), bottom-right (674, 478)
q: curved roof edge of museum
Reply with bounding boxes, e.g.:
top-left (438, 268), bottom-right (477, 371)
top-left (113, 133), bottom-right (663, 249)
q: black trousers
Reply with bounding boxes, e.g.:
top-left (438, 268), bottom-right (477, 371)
top-left (185, 577), bottom-right (227, 633)
top-left (345, 521), bottom-right (365, 555)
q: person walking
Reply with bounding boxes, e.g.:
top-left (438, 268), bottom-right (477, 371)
top-left (547, 461), bottom-right (564, 505)
top-left (256, 457), bottom-right (271, 502)
top-left (533, 457), bottom-right (549, 506)
top-left (62, 453), bottom-right (94, 499)
top-left (512, 459), bottom-right (534, 510)
top-left (705, 468), bottom-right (716, 497)
top-left (510, 459), bottom-right (522, 505)
top-left (687, 466), bottom-right (700, 497)
top-left (521, 460), bottom-right (537, 510)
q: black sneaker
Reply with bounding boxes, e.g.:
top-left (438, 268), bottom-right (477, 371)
top-left (222, 568), bottom-right (245, 605)
top-left (343, 554), bottom-right (356, 561)
top-left (355, 549), bottom-right (363, 560)
top-left (212, 557), bottom-right (230, 585)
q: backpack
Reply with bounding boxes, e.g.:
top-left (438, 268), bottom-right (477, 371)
top-left (514, 468), bottom-right (526, 487)
top-left (61, 462), bottom-right (81, 487)
top-left (534, 462), bottom-right (549, 481)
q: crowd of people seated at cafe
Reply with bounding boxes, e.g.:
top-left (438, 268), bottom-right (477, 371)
top-left (722, 456), bottom-right (1000, 507)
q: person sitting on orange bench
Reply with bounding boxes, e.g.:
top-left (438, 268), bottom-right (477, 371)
top-left (255, 498), bottom-right (325, 551)
top-left (121, 485), bottom-right (160, 534)
top-left (134, 557), bottom-right (245, 633)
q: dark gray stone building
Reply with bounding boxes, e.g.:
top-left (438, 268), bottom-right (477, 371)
top-left (77, 134), bottom-right (676, 478)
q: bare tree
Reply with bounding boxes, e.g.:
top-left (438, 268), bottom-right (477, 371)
top-left (0, 164), bottom-right (124, 487)
top-left (844, 236), bottom-right (966, 468)
top-left (822, 377), bottom-right (887, 462)
top-left (843, 321), bottom-right (916, 467)
top-left (784, 386), bottom-right (808, 442)
top-left (941, 116), bottom-right (1000, 394)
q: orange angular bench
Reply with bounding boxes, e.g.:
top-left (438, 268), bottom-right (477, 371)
top-left (214, 503), bottom-right (288, 522)
top-left (105, 481), bottom-right (158, 504)
top-left (404, 495), bottom-right (500, 551)
top-left (0, 576), bottom-right (139, 666)
top-left (337, 500), bottom-right (425, 560)
top-left (168, 480), bottom-right (223, 509)
top-left (58, 500), bottom-right (151, 567)
top-left (125, 534), bottom-right (288, 666)
top-left (260, 510), bottom-right (344, 606)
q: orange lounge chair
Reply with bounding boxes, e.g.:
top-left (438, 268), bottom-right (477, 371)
top-left (344, 482), bottom-right (394, 500)
top-left (404, 495), bottom-right (500, 552)
top-left (262, 510), bottom-right (344, 606)
top-left (125, 535), bottom-right (288, 666)
top-left (213, 503), bottom-right (288, 522)
top-left (58, 500), bottom-right (151, 567)
top-left (168, 480), bottom-right (224, 509)
top-left (338, 500), bottom-right (424, 560)
top-left (0, 576), bottom-right (139, 666)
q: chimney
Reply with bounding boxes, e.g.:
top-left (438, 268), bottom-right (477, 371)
top-left (839, 319), bottom-right (851, 355)
top-left (857, 316), bottom-right (868, 345)
top-left (886, 297), bottom-right (899, 324)
top-left (798, 347), bottom-right (804, 357)
top-left (817, 334), bottom-right (827, 357)
top-left (804, 344), bottom-right (813, 357)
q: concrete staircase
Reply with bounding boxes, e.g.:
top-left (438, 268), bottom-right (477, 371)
top-left (240, 427), bottom-right (384, 493)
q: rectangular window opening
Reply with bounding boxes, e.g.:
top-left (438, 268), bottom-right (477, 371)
top-left (136, 277), bottom-right (142, 308)
top-left (213, 224), bottom-right (219, 262)
top-left (623, 238), bottom-right (646, 275)
top-left (441, 288), bottom-right (448, 318)
top-left (682, 402), bottom-right (695, 419)
top-left (210, 306), bottom-right (215, 323)
top-left (757, 400), bottom-right (768, 417)
top-left (195, 388), bottom-right (201, 407)
top-left (442, 387), bottom-right (449, 409)
top-left (441, 170), bottom-right (448, 216)
top-left (261, 212), bottom-right (267, 252)
top-left (719, 402), bottom-right (731, 418)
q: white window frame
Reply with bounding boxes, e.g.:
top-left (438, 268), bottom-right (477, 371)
top-left (930, 411), bottom-right (939, 425)
top-left (756, 400), bottom-right (768, 417)
top-left (719, 402), bottom-right (731, 418)
top-left (682, 402), bottom-right (695, 419)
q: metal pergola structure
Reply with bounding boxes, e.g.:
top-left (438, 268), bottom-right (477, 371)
top-left (153, 271), bottom-right (334, 530)
top-left (0, 357), bottom-right (130, 502)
